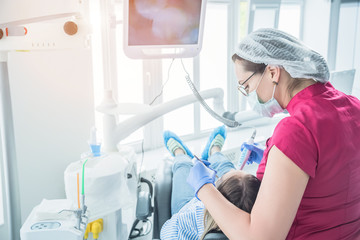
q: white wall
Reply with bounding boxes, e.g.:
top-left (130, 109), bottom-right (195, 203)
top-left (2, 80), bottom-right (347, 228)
top-left (302, 0), bottom-right (360, 99)
top-left (7, 49), bottom-right (95, 222)
top-left (302, 0), bottom-right (331, 59)
top-left (0, 0), bottom-right (80, 25)
top-left (350, 3), bottom-right (360, 98)
top-left (336, 3), bottom-right (358, 71)
top-left (330, 1), bottom-right (360, 97)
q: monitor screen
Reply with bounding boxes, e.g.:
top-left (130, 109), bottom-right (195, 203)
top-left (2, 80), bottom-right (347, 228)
top-left (124, 0), bottom-right (207, 59)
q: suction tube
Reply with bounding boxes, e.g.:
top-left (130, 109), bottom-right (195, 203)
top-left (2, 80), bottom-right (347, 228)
top-left (184, 74), bottom-right (240, 128)
top-left (180, 59), bottom-right (240, 128)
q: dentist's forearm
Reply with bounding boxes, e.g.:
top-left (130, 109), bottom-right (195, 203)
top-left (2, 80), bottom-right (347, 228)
top-left (198, 184), bottom-right (253, 240)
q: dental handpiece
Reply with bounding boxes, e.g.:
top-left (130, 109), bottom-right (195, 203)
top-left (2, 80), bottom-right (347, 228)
top-left (238, 129), bottom-right (256, 170)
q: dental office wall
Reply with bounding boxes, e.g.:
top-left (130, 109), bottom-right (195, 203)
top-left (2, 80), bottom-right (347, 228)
top-left (302, 0), bottom-right (331, 58)
top-left (336, 1), bottom-right (360, 97)
top-left (7, 49), bottom-right (95, 222)
top-left (302, 0), bottom-right (360, 98)
top-left (0, 0), bottom-right (80, 25)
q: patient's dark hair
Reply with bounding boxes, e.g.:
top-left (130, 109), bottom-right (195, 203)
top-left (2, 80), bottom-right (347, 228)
top-left (200, 172), bottom-right (261, 240)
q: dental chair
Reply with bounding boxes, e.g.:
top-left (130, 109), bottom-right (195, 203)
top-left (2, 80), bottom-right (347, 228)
top-left (153, 158), bottom-right (228, 240)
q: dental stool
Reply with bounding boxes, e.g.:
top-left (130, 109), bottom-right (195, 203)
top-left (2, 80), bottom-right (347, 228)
top-left (153, 158), bottom-right (228, 240)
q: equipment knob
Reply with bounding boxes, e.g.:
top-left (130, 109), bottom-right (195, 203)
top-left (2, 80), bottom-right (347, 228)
top-left (64, 21), bottom-right (78, 36)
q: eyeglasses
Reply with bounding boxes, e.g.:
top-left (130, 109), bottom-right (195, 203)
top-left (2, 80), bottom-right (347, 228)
top-left (237, 71), bottom-right (257, 96)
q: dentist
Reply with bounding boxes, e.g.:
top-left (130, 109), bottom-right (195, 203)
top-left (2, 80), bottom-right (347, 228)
top-left (187, 28), bottom-right (360, 239)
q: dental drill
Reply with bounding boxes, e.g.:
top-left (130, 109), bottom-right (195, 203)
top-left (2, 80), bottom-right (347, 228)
top-left (238, 129), bottom-right (256, 170)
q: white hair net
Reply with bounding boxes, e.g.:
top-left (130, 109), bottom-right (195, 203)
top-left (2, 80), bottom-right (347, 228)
top-left (235, 28), bottom-right (330, 83)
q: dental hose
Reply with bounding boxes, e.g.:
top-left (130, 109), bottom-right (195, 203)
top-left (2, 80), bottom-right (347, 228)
top-left (181, 59), bottom-right (240, 128)
top-left (81, 158), bottom-right (88, 214)
top-left (77, 173), bottom-right (80, 209)
top-left (238, 129), bottom-right (256, 170)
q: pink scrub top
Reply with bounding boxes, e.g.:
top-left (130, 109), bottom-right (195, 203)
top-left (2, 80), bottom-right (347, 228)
top-left (256, 82), bottom-right (360, 239)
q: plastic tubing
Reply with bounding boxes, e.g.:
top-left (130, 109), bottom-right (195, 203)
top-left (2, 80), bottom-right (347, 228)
top-left (82, 159), bottom-right (88, 195)
top-left (180, 59), bottom-right (240, 128)
top-left (77, 173), bottom-right (80, 209)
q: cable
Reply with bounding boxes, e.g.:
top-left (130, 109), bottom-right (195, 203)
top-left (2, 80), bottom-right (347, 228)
top-left (149, 58), bottom-right (175, 106)
top-left (139, 219), bottom-right (152, 237)
top-left (131, 59), bottom-right (173, 235)
top-left (129, 219), bottom-right (141, 239)
top-left (140, 177), bottom-right (153, 198)
top-left (131, 60), bottom-right (175, 238)
top-left (137, 139), bottom-right (145, 186)
top-left (128, 219), bottom-right (152, 239)
top-left (180, 59), bottom-right (240, 128)
top-left (76, 173), bottom-right (80, 209)
top-left (138, 59), bottom-right (175, 184)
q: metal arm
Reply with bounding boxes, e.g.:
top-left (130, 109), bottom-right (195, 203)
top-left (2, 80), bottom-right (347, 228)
top-left (97, 88), bottom-right (226, 152)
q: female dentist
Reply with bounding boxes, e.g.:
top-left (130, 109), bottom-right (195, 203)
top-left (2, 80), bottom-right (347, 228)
top-left (187, 28), bottom-right (360, 239)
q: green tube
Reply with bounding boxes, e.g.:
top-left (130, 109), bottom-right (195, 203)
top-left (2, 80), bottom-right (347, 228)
top-left (82, 159), bottom-right (88, 195)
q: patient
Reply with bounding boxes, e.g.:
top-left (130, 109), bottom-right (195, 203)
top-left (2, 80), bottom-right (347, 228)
top-left (160, 126), bottom-right (261, 240)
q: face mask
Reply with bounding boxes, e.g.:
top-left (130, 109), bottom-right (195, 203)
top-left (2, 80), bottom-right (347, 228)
top-left (247, 73), bottom-right (284, 118)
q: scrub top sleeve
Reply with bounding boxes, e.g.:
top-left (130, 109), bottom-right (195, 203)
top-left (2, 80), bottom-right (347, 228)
top-left (272, 117), bottom-right (318, 178)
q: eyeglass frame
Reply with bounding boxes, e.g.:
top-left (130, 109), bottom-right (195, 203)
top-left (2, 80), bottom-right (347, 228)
top-left (237, 71), bottom-right (257, 96)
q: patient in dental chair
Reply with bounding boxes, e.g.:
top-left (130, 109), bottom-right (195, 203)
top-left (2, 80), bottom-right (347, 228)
top-left (160, 126), bottom-right (261, 240)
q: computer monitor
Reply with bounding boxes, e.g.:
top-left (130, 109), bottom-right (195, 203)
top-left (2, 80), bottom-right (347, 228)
top-left (123, 0), bottom-right (207, 59)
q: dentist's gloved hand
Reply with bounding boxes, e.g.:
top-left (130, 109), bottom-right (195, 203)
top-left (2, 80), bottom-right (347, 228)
top-left (187, 161), bottom-right (217, 200)
top-left (241, 142), bottom-right (265, 164)
top-left (191, 158), bottom-right (211, 167)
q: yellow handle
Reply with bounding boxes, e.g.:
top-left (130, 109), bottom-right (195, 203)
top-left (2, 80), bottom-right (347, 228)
top-left (90, 219), bottom-right (103, 239)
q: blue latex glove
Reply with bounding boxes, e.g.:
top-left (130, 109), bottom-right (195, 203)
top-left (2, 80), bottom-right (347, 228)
top-left (240, 142), bottom-right (265, 164)
top-left (187, 161), bottom-right (217, 200)
top-left (198, 159), bottom-right (210, 167)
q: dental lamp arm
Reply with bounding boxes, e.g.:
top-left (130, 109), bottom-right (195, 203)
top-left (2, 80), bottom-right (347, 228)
top-left (97, 88), bottom-right (225, 152)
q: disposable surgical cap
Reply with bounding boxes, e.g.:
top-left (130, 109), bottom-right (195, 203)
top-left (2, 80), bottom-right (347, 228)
top-left (235, 28), bottom-right (330, 83)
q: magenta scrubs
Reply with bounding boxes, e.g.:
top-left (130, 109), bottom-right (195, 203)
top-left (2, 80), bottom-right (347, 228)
top-left (257, 82), bottom-right (360, 239)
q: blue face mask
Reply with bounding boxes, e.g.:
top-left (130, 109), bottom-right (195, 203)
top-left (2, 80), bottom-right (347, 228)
top-left (247, 72), bottom-right (284, 118)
